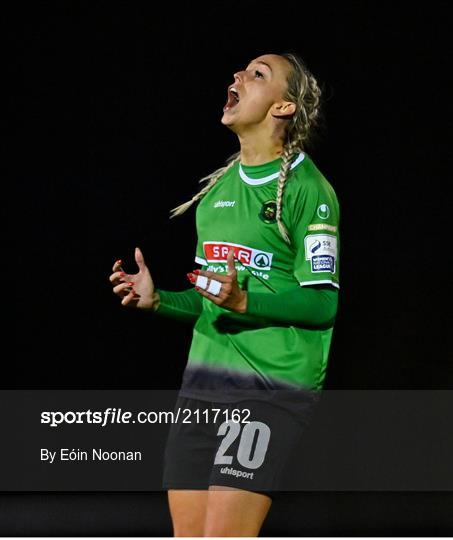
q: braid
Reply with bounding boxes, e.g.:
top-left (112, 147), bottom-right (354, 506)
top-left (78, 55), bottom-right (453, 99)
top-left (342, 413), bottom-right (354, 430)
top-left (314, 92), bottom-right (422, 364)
top-left (275, 141), bottom-right (297, 244)
top-left (274, 53), bottom-right (323, 245)
top-left (169, 151), bottom-right (240, 219)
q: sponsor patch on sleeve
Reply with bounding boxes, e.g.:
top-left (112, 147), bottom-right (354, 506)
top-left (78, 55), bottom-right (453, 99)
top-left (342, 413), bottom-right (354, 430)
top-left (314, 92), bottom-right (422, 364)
top-left (304, 234), bottom-right (337, 273)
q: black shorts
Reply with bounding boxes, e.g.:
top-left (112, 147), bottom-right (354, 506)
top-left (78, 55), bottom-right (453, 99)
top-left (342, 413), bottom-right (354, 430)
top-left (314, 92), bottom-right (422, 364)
top-left (162, 394), bottom-right (309, 499)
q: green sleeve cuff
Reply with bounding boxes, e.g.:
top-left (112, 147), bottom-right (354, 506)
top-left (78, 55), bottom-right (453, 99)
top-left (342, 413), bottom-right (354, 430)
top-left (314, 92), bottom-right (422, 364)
top-left (153, 287), bottom-right (203, 323)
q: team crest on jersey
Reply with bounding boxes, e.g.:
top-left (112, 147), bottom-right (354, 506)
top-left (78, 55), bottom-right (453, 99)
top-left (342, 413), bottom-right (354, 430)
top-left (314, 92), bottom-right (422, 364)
top-left (258, 200), bottom-right (277, 224)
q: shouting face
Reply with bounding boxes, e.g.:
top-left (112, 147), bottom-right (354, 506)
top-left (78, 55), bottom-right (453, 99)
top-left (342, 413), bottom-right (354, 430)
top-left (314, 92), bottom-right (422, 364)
top-left (221, 54), bottom-right (295, 131)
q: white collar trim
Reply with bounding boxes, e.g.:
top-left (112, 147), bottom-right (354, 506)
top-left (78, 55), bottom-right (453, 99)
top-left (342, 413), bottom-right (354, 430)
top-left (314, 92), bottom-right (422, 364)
top-left (239, 152), bottom-right (305, 185)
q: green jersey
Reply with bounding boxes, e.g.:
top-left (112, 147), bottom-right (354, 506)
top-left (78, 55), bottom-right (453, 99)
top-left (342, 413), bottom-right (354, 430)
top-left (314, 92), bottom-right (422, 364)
top-left (179, 151), bottom-right (340, 402)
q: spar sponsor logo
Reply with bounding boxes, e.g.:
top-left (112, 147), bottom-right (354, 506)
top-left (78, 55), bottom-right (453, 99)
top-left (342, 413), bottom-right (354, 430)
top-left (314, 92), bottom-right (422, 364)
top-left (203, 241), bottom-right (273, 271)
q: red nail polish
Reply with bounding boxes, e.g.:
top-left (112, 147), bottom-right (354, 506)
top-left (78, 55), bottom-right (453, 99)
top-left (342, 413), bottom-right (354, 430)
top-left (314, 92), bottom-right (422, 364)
top-left (128, 282), bottom-right (134, 286)
top-left (120, 272), bottom-right (125, 277)
top-left (186, 273), bottom-right (196, 284)
top-left (195, 286), bottom-right (200, 291)
top-left (193, 269), bottom-right (200, 275)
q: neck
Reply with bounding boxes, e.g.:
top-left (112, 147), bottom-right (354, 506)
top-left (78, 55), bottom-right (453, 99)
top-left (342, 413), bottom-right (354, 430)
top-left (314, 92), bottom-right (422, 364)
top-left (237, 130), bottom-right (285, 166)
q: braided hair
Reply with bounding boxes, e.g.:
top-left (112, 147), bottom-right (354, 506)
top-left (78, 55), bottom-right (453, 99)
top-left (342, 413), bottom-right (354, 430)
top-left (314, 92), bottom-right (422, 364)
top-left (169, 150), bottom-right (240, 218)
top-left (274, 53), bottom-right (322, 243)
top-left (169, 53), bottom-right (322, 245)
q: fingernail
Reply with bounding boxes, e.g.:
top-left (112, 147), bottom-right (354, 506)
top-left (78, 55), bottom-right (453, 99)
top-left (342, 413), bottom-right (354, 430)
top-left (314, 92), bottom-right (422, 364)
top-left (193, 269), bottom-right (200, 275)
top-left (116, 259), bottom-right (122, 265)
top-left (120, 272), bottom-right (125, 277)
top-left (128, 282), bottom-right (134, 286)
top-left (195, 286), bottom-right (200, 291)
top-left (186, 273), bottom-right (196, 284)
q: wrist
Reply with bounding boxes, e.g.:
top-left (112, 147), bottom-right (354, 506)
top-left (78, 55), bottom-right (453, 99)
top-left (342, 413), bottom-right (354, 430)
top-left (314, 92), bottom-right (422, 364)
top-left (236, 291), bottom-right (248, 314)
top-left (151, 290), bottom-right (161, 312)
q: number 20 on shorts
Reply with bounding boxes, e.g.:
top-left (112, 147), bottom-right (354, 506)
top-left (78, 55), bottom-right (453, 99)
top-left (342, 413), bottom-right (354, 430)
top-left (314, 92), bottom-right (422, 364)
top-left (214, 420), bottom-right (271, 470)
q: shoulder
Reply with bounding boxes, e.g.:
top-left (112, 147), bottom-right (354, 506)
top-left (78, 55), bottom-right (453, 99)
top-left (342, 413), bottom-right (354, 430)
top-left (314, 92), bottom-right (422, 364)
top-left (285, 152), bottom-right (339, 207)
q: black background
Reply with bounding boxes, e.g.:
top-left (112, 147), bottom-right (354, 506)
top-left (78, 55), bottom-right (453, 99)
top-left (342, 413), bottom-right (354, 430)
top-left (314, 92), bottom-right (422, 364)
top-left (7, 1), bottom-right (453, 536)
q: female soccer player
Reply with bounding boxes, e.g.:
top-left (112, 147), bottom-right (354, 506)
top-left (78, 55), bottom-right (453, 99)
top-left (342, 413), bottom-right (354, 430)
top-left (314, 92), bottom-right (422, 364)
top-left (109, 52), bottom-right (340, 536)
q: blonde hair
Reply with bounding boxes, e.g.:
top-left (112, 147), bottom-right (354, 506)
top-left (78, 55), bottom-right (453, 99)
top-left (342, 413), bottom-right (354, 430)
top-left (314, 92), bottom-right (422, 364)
top-left (169, 52), bottom-right (323, 245)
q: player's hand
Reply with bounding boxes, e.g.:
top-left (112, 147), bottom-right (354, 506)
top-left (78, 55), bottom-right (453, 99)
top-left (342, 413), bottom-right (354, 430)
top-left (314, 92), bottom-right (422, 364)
top-left (109, 247), bottom-right (156, 309)
top-left (187, 248), bottom-right (247, 313)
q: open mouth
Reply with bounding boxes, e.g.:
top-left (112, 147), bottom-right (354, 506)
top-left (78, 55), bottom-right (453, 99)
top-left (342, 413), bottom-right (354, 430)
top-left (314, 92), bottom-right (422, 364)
top-left (223, 86), bottom-right (240, 111)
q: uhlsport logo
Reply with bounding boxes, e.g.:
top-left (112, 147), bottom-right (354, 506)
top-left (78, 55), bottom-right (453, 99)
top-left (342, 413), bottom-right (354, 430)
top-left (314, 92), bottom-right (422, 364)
top-left (258, 200), bottom-right (277, 223)
top-left (214, 200), bottom-right (236, 208)
top-left (220, 466), bottom-right (254, 479)
top-left (203, 241), bottom-right (273, 270)
top-left (317, 204), bottom-right (330, 219)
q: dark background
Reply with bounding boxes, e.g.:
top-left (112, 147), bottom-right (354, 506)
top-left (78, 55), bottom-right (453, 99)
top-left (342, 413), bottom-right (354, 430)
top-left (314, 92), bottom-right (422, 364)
top-left (8, 1), bottom-right (452, 536)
